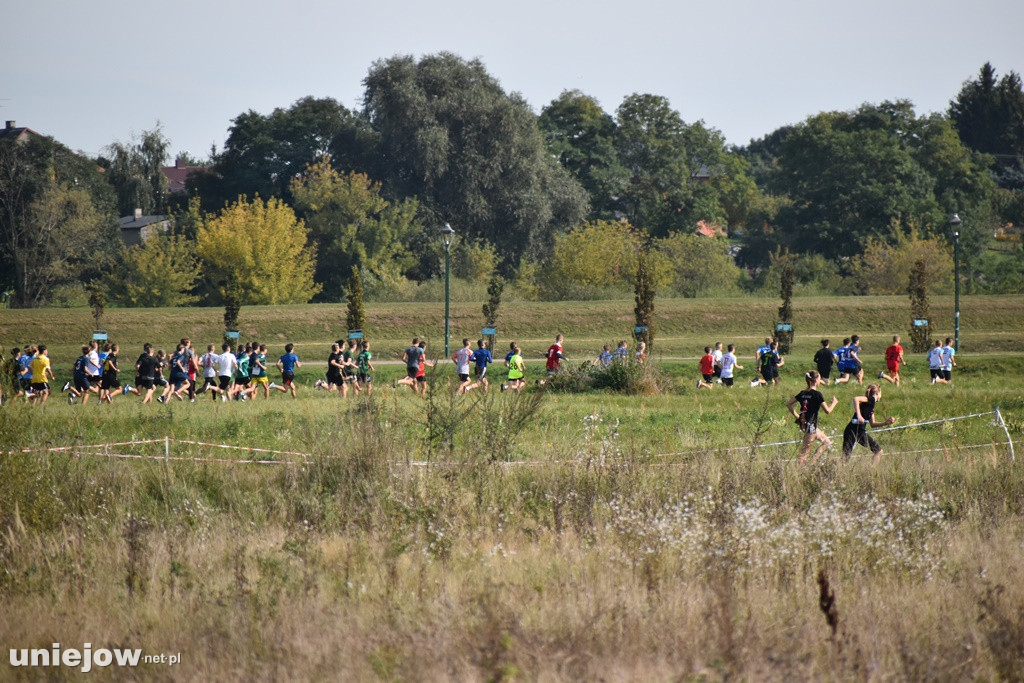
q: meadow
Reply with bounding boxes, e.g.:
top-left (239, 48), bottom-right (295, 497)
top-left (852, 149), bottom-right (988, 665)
top-left (1, 295), bottom-right (1023, 680)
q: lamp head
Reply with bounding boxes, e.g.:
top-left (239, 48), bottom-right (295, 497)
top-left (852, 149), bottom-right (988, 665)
top-left (949, 213), bottom-right (961, 238)
top-left (442, 223), bottom-right (455, 247)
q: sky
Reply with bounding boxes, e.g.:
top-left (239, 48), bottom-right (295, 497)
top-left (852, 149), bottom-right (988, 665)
top-left (4, 0), bottom-right (1022, 161)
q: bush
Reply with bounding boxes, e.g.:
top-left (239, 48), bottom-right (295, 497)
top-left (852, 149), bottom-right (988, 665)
top-left (546, 358), bottom-right (668, 395)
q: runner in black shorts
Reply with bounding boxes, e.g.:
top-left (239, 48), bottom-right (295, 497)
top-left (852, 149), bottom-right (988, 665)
top-left (787, 370), bottom-right (839, 465)
top-left (842, 383), bottom-right (896, 465)
top-left (813, 339), bottom-right (835, 384)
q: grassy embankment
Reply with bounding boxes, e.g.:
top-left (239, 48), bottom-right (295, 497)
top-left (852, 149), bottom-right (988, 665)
top-left (1, 296), bottom-right (1023, 679)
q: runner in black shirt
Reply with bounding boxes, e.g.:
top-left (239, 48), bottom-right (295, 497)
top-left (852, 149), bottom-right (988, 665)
top-left (842, 384), bottom-right (896, 464)
top-left (787, 370), bottom-right (839, 465)
top-left (135, 344), bottom-right (160, 404)
top-left (813, 339), bottom-right (836, 385)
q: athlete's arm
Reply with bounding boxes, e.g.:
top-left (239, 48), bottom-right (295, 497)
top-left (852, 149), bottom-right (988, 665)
top-left (821, 397), bottom-right (839, 414)
top-left (870, 415), bottom-right (896, 428)
top-left (786, 396), bottom-right (799, 418)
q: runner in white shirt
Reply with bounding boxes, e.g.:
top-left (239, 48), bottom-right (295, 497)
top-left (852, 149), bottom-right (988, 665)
top-left (453, 338), bottom-right (474, 395)
top-left (217, 343), bottom-right (238, 401)
top-left (719, 344), bottom-right (744, 387)
top-left (927, 340), bottom-right (948, 385)
top-left (196, 344), bottom-right (223, 398)
top-left (712, 342), bottom-right (724, 384)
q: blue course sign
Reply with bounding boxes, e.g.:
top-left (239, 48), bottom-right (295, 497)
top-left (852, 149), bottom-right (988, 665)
top-left (913, 319), bottom-right (929, 327)
top-left (776, 323), bottom-right (793, 332)
top-left (347, 330), bottom-right (363, 340)
top-left (634, 325), bottom-right (648, 334)
top-left (92, 331), bottom-right (108, 341)
top-left (482, 327), bottom-right (497, 336)
top-left (225, 330), bottom-right (240, 340)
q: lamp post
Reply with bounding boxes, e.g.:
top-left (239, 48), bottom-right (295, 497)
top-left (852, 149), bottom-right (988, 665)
top-left (442, 223), bottom-right (455, 357)
top-left (949, 213), bottom-right (961, 352)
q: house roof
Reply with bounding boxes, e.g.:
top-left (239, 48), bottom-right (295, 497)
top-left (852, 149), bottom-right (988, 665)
top-left (120, 214), bottom-right (170, 229)
top-left (0, 122), bottom-right (42, 143)
top-left (162, 161), bottom-right (206, 194)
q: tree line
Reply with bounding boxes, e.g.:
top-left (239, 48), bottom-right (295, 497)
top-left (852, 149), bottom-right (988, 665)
top-left (1, 54), bottom-right (1022, 308)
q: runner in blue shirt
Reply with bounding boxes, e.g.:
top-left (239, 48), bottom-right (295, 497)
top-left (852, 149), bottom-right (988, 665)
top-left (468, 339), bottom-right (493, 393)
top-left (939, 337), bottom-right (956, 383)
top-left (272, 343), bottom-right (301, 398)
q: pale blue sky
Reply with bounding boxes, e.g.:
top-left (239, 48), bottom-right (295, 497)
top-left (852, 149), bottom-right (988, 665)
top-left (4, 0), bottom-right (1022, 160)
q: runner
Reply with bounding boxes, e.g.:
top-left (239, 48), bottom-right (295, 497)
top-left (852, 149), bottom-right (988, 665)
top-left (841, 383), bottom-right (896, 464)
top-left (836, 335), bottom-right (864, 384)
top-left (940, 337), bottom-right (956, 383)
top-left (182, 337), bottom-right (197, 401)
top-left (251, 344), bottom-right (271, 398)
top-left (754, 340), bottom-right (784, 386)
top-left (414, 340), bottom-right (432, 396)
top-left (341, 339), bottom-right (361, 398)
top-left (231, 344), bottom-right (255, 401)
top-left (634, 341), bottom-right (647, 364)
top-left (719, 344), bottom-right (743, 387)
top-left (167, 344), bottom-right (190, 401)
top-left (356, 341), bottom-right (375, 395)
top-left (712, 342), bottom-right (724, 383)
top-left (317, 343), bottom-right (344, 393)
top-left (196, 344), bottom-right (222, 399)
top-left (596, 344), bottom-right (613, 368)
top-left (546, 334), bottom-right (567, 376)
top-left (272, 343), bottom-right (301, 398)
top-left (215, 343), bottom-right (238, 402)
top-left (453, 338), bottom-right (474, 395)
top-left (29, 345), bottom-right (56, 404)
top-left (16, 346), bottom-right (35, 400)
top-left (879, 335), bottom-right (905, 385)
top-left (503, 343), bottom-right (525, 392)
top-left (813, 339), bottom-right (836, 385)
top-left (697, 346), bottom-right (716, 390)
top-left (102, 344), bottom-right (133, 402)
top-left (398, 337), bottom-right (423, 393)
top-left (787, 370), bottom-right (840, 465)
top-left (85, 340), bottom-right (103, 392)
top-left (613, 340), bottom-right (629, 362)
top-left (927, 340), bottom-right (949, 385)
top-left (135, 344), bottom-right (160, 404)
top-left (154, 349), bottom-right (172, 403)
top-left (67, 345), bottom-right (97, 404)
top-left (467, 339), bottom-right (492, 393)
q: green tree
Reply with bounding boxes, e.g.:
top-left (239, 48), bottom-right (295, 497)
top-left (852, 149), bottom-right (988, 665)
top-left (539, 90), bottom-right (628, 220)
top-left (345, 266), bottom-right (365, 332)
top-left (776, 263), bottom-right (794, 354)
top-left (654, 232), bottom-right (742, 297)
top-left (196, 196), bottom-right (320, 305)
top-left (193, 97), bottom-right (366, 209)
top-left (545, 220), bottom-right (647, 298)
top-left (908, 259), bottom-right (931, 353)
top-left (634, 250), bottom-right (655, 350)
top-left (360, 53), bottom-right (588, 269)
top-left (615, 94), bottom-right (735, 237)
top-left (0, 135), bottom-right (117, 307)
top-left (102, 125), bottom-right (171, 216)
top-left (850, 228), bottom-right (953, 295)
top-left (482, 271), bottom-right (504, 327)
top-left (949, 63), bottom-right (1024, 172)
top-left (105, 233), bottom-right (201, 307)
top-left (764, 101), bottom-right (994, 262)
top-left (290, 157), bottom-right (418, 300)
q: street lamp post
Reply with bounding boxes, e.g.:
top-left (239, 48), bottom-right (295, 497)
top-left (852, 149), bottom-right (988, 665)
top-left (442, 223), bottom-right (456, 357)
top-left (949, 213), bottom-right (961, 352)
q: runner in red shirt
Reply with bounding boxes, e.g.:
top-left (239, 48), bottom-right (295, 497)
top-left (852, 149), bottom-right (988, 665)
top-left (697, 346), bottom-right (716, 390)
top-left (879, 334), bottom-right (905, 386)
top-left (545, 334), bottom-right (566, 374)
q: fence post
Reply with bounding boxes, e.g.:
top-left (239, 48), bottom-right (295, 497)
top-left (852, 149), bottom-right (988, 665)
top-left (165, 436), bottom-right (170, 461)
top-left (995, 407), bottom-right (1015, 463)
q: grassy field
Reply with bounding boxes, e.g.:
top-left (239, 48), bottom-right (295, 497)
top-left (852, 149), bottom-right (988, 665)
top-left (1, 297), bottom-right (1023, 680)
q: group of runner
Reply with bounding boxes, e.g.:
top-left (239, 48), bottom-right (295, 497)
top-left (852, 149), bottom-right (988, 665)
top-left (2, 338), bottom-right (323, 406)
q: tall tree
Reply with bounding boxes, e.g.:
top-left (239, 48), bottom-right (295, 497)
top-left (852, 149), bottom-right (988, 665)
top-left (193, 97), bottom-right (366, 209)
top-left (105, 233), bottom-right (201, 307)
top-left (195, 196), bottom-right (320, 305)
top-left (361, 53), bottom-right (588, 270)
top-left (290, 157), bottom-right (418, 301)
top-left (949, 63), bottom-right (1024, 171)
top-left (539, 90), bottom-right (628, 220)
top-left (102, 125), bottom-right (171, 216)
top-left (0, 135), bottom-right (116, 306)
top-left (345, 266), bottom-right (365, 333)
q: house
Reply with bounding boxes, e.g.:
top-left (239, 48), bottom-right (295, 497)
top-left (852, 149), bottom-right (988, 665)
top-left (0, 120), bottom-right (43, 144)
top-left (161, 157), bottom-right (206, 196)
top-left (695, 219), bottom-right (727, 238)
top-left (120, 209), bottom-right (171, 246)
